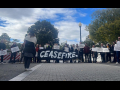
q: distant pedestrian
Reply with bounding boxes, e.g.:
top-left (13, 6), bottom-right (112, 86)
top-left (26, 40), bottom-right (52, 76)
top-left (116, 37), bottom-right (120, 64)
top-left (70, 45), bottom-right (74, 63)
top-left (46, 43), bottom-right (52, 63)
top-left (112, 42), bottom-right (116, 63)
top-left (0, 39), bottom-right (6, 64)
top-left (100, 43), bottom-right (105, 63)
top-left (84, 43), bottom-right (90, 63)
top-left (79, 42), bottom-right (84, 63)
top-left (106, 44), bottom-right (111, 63)
top-left (23, 30), bottom-right (37, 71)
top-left (74, 44), bottom-right (79, 63)
top-left (10, 42), bottom-right (18, 63)
top-left (19, 43), bottom-right (24, 63)
top-left (38, 44), bottom-right (43, 63)
top-left (53, 43), bottom-right (60, 63)
top-left (34, 44), bottom-right (39, 63)
top-left (92, 45), bottom-right (98, 63)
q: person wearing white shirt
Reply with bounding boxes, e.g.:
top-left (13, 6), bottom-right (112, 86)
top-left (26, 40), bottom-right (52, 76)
top-left (74, 44), bottom-right (79, 63)
top-left (116, 37), bottom-right (120, 64)
top-left (38, 44), bottom-right (43, 63)
top-left (53, 43), bottom-right (60, 63)
top-left (100, 43), bottom-right (105, 63)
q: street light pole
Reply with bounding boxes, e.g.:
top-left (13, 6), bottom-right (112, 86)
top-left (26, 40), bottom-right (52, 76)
top-left (79, 22), bottom-right (82, 43)
top-left (80, 26), bottom-right (81, 43)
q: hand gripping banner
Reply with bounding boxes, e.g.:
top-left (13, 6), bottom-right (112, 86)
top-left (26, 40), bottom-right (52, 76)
top-left (38, 49), bottom-right (78, 60)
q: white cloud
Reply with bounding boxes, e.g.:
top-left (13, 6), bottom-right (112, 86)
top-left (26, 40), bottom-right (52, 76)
top-left (0, 8), bottom-right (88, 44)
top-left (79, 13), bottom-right (87, 17)
top-left (54, 21), bottom-right (89, 45)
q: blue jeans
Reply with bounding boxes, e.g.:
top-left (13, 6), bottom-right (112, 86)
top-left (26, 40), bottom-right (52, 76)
top-left (116, 51), bottom-right (120, 62)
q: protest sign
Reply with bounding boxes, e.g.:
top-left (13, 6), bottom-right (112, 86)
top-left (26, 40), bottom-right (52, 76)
top-left (0, 50), bottom-right (7, 56)
top-left (39, 47), bottom-right (44, 49)
top-left (79, 44), bottom-right (85, 48)
top-left (92, 48), bottom-right (97, 51)
top-left (64, 47), bottom-right (69, 52)
top-left (103, 48), bottom-right (109, 52)
top-left (53, 45), bottom-right (60, 49)
top-left (11, 46), bottom-right (19, 53)
top-left (96, 48), bottom-right (103, 52)
top-left (38, 49), bottom-right (78, 60)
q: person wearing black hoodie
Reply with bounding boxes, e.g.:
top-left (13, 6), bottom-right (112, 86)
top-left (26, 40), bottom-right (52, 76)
top-left (23, 31), bottom-right (37, 71)
top-left (0, 39), bottom-right (6, 64)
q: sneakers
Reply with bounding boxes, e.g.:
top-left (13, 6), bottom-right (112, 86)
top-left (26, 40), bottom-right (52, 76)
top-left (1, 62), bottom-right (5, 64)
top-left (116, 62), bottom-right (119, 64)
top-left (25, 68), bottom-right (32, 71)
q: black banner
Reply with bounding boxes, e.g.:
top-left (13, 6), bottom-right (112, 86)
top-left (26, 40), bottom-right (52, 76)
top-left (38, 49), bottom-right (78, 60)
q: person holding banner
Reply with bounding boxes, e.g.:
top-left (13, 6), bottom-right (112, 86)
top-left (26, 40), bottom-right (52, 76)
top-left (19, 43), bottom-right (25, 63)
top-left (46, 43), bottom-right (52, 63)
top-left (70, 45), bottom-right (74, 63)
top-left (106, 44), bottom-right (111, 63)
top-left (112, 42), bottom-right (116, 63)
top-left (53, 43), bottom-right (60, 63)
top-left (0, 39), bottom-right (6, 64)
top-left (23, 30), bottom-right (37, 71)
top-left (63, 44), bottom-right (69, 63)
top-left (84, 43), bottom-right (90, 63)
top-left (79, 42), bottom-right (84, 63)
top-left (100, 43), bottom-right (106, 63)
top-left (38, 44), bottom-right (43, 63)
top-left (10, 42), bottom-right (18, 63)
top-left (34, 44), bottom-right (39, 63)
top-left (92, 45), bottom-right (98, 63)
top-left (74, 44), bottom-right (79, 63)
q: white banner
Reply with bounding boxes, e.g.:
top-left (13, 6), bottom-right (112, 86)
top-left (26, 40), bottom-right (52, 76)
top-left (79, 44), bottom-right (85, 48)
top-left (92, 48), bottom-right (109, 52)
top-left (39, 47), bottom-right (44, 49)
top-left (96, 48), bottom-right (103, 52)
top-left (64, 47), bottom-right (69, 52)
top-left (11, 46), bottom-right (19, 53)
top-left (0, 50), bottom-right (7, 56)
top-left (92, 48), bottom-right (97, 51)
top-left (102, 48), bottom-right (109, 52)
top-left (53, 45), bottom-right (60, 49)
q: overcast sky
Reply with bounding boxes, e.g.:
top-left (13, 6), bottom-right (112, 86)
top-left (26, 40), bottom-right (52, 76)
top-left (0, 8), bottom-right (106, 45)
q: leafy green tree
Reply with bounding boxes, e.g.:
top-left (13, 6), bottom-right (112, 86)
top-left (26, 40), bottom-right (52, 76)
top-left (27, 20), bottom-right (59, 46)
top-left (0, 33), bottom-right (10, 42)
top-left (87, 8), bottom-right (120, 44)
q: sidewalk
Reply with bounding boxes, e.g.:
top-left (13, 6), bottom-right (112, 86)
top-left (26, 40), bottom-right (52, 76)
top-left (8, 62), bottom-right (120, 81)
top-left (0, 63), bottom-right (39, 81)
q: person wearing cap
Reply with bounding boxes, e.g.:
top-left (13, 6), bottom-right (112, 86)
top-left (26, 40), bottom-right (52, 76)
top-left (0, 39), bottom-right (6, 64)
top-left (23, 30), bottom-right (37, 71)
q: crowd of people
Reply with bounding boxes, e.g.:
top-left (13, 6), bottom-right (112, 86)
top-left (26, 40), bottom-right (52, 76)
top-left (0, 30), bottom-right (120, 70)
